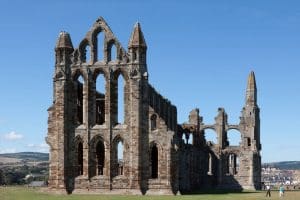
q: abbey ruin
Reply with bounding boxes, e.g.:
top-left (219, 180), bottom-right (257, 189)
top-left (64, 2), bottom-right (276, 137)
top-left (46, 17), bottom-right (261, 195)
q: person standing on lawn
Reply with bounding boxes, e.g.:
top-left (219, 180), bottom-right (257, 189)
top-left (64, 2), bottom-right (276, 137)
top-left (279, 185), bottom-right (285, 197)
top-left (266, 185), bottom-right (271, 197)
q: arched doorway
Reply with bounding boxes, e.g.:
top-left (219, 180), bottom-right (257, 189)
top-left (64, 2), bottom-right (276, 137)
top-left (96, 140), bottom-right (105, 175)
top-left (77, 142), bottom-right (83, 176)
top-left (150, 144), bottom-right (158, 179)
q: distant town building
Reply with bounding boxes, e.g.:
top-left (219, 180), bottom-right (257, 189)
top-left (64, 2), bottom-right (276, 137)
top-left (28, 181), bottom-right (46, 187)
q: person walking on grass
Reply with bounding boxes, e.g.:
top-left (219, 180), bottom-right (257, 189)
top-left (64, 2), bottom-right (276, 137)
top-left (266, 185), bottom-right (271, 197)
top-left (279, 185), bottom-right (285, 197)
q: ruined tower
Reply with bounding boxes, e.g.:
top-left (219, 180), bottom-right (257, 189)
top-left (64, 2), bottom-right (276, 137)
top-left (238, 71), bottom-right (261, 189)
top-left (179, 71), bottom-right (261, 191)
top-left (47, 17), bottom-right (178, 194)
top-left (47, 17), bottom-right (261, 195)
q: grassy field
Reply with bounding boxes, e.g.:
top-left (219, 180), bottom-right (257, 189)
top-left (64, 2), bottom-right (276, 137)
top-left (1, 187), bottom-right (300, 200)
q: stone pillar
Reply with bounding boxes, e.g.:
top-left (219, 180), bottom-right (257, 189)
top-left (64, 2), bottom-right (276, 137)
top-left (129, 76), bottom-right (142, 189)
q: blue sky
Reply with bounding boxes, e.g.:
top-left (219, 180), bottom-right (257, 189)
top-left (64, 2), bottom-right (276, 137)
top-left (0, 0), bottom-right (299, 162)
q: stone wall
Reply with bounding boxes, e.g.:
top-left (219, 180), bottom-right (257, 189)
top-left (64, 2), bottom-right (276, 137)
top-left (46, 17), bottom-right (261, 195)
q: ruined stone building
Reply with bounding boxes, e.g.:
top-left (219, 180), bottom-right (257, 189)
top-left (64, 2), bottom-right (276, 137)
top-left (46, 17), bottom-right (261, 194)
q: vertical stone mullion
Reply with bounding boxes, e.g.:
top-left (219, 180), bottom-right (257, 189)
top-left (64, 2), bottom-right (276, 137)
top-left (87, 76), bottom-right (94, 178)
top-left (82, 75), bottom-right (89, 178)
top-left (107, 71), bottom-right (113, 187)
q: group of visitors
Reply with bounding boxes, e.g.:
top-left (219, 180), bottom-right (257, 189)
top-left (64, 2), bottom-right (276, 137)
top-left (265, 184), bottom-right (285, 198)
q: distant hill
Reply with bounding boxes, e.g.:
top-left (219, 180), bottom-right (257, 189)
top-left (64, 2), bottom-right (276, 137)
top-left (0, 152), bottom-right (49, 162)
top-left (263, 161), bottom-right (300, 170)
top-left (0, 152), bottom-right (299, 170)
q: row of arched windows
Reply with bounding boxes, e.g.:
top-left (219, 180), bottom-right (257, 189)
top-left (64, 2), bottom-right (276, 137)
top-left (75, 139), bottom-right (159, 179)
top-left (206, 153), bottom-right (239, 176)
top-left (75, 137), bottom-right (124, 177)
top-left (75, 72), bottom-right (125, 126)
top-left (80, 32), bottom-right (118, 64)
top-left (227, 153), bottom-right (239, 175)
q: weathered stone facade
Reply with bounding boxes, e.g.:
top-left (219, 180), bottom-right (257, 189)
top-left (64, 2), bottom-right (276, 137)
top-left (46, 17), bottom-right (261, 195)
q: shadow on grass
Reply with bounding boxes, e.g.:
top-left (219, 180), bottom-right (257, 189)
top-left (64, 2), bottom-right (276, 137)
top-left (181, 189), bottom-right (260, 195)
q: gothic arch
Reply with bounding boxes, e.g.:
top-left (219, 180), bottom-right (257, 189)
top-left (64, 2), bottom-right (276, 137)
top-left (207, 151), bottom-right (216, 175)
top-left (112, 68), bottom-right (129, 81)
top-left (88, 18), bottom-right (126, 63)
top-left (149, 141), bottom-right (162, 179)
top-left (106, 39), bottom-right (119, 62)
top-left (92, 68), bottom-right (109, 81)
top-left (227, 129), bottom-right (242, 146)
top-left (72, 69), bottom-right (88, 82)
top-left (93, 71), bottom-right (107, 126)
top-left (202, 127), bottom-right (218, 145)
top-left (226, 153), bottom-right (240, 175)
top-left (112, 135), bottom-right (125, 177)
top-left (226, 125), bottom-right (240, 132)
top-left (72, 49), bottom-right (79, 64)
top-left (149, 141), bottom-right (163, 153)
top-left (111, 69), bottom-right (128, 125)
top-left (90, 135), bottom-right (106, 177)
top-left (75, 135), bottom-right (84, 145)
top-left (74, 135), bottom-right (84, 177)
top-left (72, 72), bottom-right (87, 125)
top-left (90, 27), bottom-right (105, 62)
top-left (150, 114), bottom-right (157, 130)
top-left (151, 144), bottom-right (158, 179)
top-left (78, 39), bottom-right (92, 63)
top-left (201, 125), bottom-right (216, 132)
top-left (90, 25), bottom-right (103, 46)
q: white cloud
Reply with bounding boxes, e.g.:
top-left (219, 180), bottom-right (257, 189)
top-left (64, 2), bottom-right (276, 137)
top-left (27, 143), bottom-right (49, 153)
top-left (0, 148), bottom-right (17, 154)
top-left (3, 131), bottom-right (23, 140)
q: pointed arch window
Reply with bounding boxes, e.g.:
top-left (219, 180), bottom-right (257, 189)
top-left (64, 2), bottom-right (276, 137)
top-left (85, 45), bottom-right (91, 63)
top-left (108, 42), bottom-right (117, 62)
top-left (117, 74), bottom-right (125, 124)
top-left (80, 43), bottom-right (91, 63)
top-left (150, 114), bottom-right (157, 130)
top-left (117, 141), bottom-right (124, 175)
top-left (228, 153), bottom-right (239, 175)
top-left (247, 137), bottom-right (251, 147)
top-left (97, 32), bottom-right (104, 61)
top-left (133, 51), bottom-right (137, 62)
top-left (96, 73), bottom-right (105, 125)
top-left (96, 140), bottom-right (105, 175)
top-left (76, 75), bottom-right (84, 125)
top-left (112, 137), bottom-right (124, 177)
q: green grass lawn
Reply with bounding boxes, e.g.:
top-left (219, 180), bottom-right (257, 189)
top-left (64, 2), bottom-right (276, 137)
top-left (1, 187), bottom-right (300, 200)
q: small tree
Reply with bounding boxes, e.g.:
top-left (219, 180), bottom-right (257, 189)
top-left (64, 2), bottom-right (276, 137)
top-left (0, 169), bottom-right (4, 185)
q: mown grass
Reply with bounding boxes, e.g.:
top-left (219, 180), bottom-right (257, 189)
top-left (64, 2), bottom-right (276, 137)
top-left (1, 187), bottom-right (300, 200)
